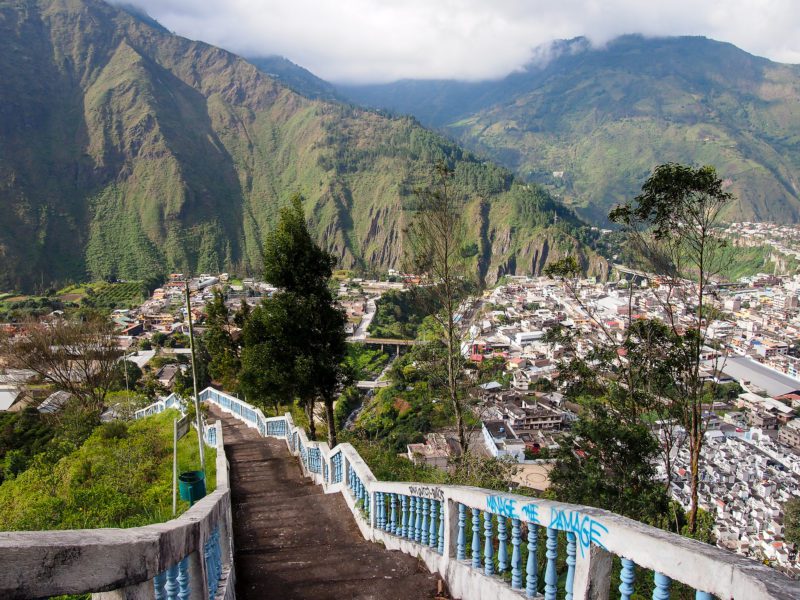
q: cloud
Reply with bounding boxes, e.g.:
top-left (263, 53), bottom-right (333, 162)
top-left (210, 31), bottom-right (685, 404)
top-left (122, 0), bottom-right (800, 83)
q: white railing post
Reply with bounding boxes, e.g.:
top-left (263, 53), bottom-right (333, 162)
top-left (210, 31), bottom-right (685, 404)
top-left (187, 549), bottom-right (206, 600)
top-left (443, 497), bottom-right (458, 561)
top-left (572, 544), bottom-right (613, 600)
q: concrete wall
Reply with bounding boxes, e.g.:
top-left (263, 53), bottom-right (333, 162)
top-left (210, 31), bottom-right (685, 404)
top-left (0, 420), bottom-right (235, 600)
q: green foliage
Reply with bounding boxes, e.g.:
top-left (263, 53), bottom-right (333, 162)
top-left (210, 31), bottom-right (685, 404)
top-left (203, 290), bottom-right (241, 392)
top-left (368, 290), bottom-right (429, 339)
top-left (345, 343), bottom-right (389, 381)
top-left (549, 400), bottom-right (669, 524)
top-left (784, 498), bottom-right (800, 546)
top-left (108, 360), bottom-right (143, 393)
top-left (0, 410), bottom-right (216, 531)
top-left (0, 408), bottom-right (55, 484)
top-left (354, 375), bottom-right (454, 453)
top-left (333, 386), bottom-right (362, 430)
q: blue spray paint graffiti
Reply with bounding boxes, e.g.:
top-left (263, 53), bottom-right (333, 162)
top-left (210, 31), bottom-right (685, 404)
top-left (548, 507), bottom-right (608, 557)
top-left (484, 495), bottom-right (608, 558)
top-left (521, 503), bottom-right (539, 524)
top-left (486, 495), bottom-right (517, 518)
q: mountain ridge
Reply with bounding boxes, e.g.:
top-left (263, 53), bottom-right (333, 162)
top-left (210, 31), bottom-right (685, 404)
top-left (336, 35), bottom-right (800, 225)
top-left (0, 0), bottom-right (603, 292)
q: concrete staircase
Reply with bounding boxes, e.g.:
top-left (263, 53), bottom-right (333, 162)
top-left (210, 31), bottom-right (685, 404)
top-left (217, 406), bottom-right (444, 599)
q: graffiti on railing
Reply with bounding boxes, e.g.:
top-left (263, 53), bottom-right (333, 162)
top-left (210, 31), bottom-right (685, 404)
top-left (408, 485), bottom-right (444, 501)
top-left (548, 507), bottom-right (608, 556)
top-left (486, 494), bottom-right (518, 518)
top-left (485, 495), bottom-right (608, 557)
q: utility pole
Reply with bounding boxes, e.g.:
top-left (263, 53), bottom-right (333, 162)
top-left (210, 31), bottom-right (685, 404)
top-left (185, 279), bottom-right (205, 472)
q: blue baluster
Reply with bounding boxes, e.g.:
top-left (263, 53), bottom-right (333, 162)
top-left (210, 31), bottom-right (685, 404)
top-left (511, 518), bottom-right (522, 589)
top-left (565, 532), bottom-right (576, 600)
top-left (619, 558), bottom-right (635, 600)
top-left (376, 492), bottom-right (385, 529)
top-left (154, 571), bottom-right (167, 600)
top-left (177, 556), bottom-right (190, 600)
top-left (653, 572), bottom-right (671, 600)
top-left (472, 508), bottom-right (481, 569)
top-left (484, 511), bottom-right (494, 575)
top-left (695, 592), bottom-right (713, 600)
top-left (438, 502), bottom-right (445, 554)
top-left (497, 516), bottom-right (508, 573)
top-left (408, 496), bottom-right (416, 538)
top-left (364, 486), bottom-right (370, 518)
top-left (429, 499), bottom-right (437, 548)
top-left (414, 497), bottom-right (423, 543)
top-left (457, 504), bottom-right (467, 560)
top-left (544, 527), bottom-right (558, 600)
top-left (389, 493), bottom-right (397, 534)
top-left (165, 563), bottom-right (178, 600)
top-left (401, 495), bottom-right (408, 537)
top-left (421, 498), bottom-right (429, 545)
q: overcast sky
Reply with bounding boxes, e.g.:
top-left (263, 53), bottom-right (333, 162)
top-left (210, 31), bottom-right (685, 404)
top-left (124, 0), bottom-right (800, 83)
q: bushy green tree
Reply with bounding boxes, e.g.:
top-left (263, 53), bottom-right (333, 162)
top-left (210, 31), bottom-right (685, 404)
top-left (203, 289), bottom-right (240, 391)
top-left (549, 400), bottom-right (669, 523)
top-left (240, 195), bottom-right (347, 445)
top-left (785, 498), bottom-right (800, 546)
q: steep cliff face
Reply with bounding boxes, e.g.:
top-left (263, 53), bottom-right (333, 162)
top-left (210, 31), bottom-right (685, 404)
top-left (0, 0), bottom-right (602, 291)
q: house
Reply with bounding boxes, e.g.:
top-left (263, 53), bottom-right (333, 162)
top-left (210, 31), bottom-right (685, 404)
top-left (407, 433), bottom-right (453, 469)
top-left (482, 420), bottom-right (525, 462)
top-left (0, 386), bottom-right (27, 412)
top-left (778, 419), bottom-right (800, 450)
top-left (156, 364), bottom-right (186, 388)
top-left (38, 391), bottom-right (72, 414)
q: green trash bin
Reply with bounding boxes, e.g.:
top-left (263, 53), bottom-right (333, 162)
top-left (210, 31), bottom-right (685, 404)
top-left (178, 470), bottom-right (206, 505)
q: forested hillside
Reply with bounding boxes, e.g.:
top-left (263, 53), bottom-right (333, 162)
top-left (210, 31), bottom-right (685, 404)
top-left (0, 0), bottom-right (603, 291)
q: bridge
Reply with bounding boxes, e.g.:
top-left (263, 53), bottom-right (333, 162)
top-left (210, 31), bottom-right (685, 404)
top-left (356, 379), bottom-right (391, 390)
top-left (348, 336), bottom-right (420, 347)
top-left (612, 263), bottom-right (653, 282)
top-left (2, 387), bottom-right (796, 600)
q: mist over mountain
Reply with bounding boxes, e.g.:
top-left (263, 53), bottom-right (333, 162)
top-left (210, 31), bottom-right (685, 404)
top-left (0, 0), bottom-right (602, 292)
top-left (337, 35), bottom-right (800, 225)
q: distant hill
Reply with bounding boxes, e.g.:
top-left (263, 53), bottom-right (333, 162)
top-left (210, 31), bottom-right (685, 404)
top-left (338, 36), bottom-right (800, 225)
top-left (248, 56), bottom-right (341, 101)
top-left (0, 0), bottom-right (603, 292)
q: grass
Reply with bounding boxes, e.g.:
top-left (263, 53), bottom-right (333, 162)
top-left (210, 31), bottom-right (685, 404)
top-left (0, 410), bottom-right (216, 531)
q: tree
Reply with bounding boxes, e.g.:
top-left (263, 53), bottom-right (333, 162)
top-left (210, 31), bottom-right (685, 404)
top-left (203, 289), bottom-right (240, 392)
top-left (240, 195), bottom-right (347, 446)
top-left (609, 162), bottom-right (733, 533)
top-left (784, 498), bottom-right (800, 547)
top-left (0, 316), bottom-right (122, 414)
top-left (549, 400), bottom-right (669, 524)
top-left (108, 360), bottom-right (143, 393)
top-left (406, 161), bottom-right (472, 455)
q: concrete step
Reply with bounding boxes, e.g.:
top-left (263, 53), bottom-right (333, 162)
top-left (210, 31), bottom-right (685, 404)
top-left (210, 405), bottom-right (446, 600)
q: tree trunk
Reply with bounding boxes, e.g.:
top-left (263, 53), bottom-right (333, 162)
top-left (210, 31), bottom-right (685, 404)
top-left (324, 397), bottom-right (337, 447)
top-left (688, 431), bottom-right (700, 533)
top-left (306, 400), bottom-right (316, 441)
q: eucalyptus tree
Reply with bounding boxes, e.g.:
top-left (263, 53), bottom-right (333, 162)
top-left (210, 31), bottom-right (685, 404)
top-left (609, 162), bottom-right (733, 533)
top-left (406, 161), bottom-right (473, 455)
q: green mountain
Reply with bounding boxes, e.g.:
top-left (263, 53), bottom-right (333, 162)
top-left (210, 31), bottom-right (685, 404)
top-left (0, 0), bottom-right (604, 292)
top-left (338, 36), bottom-right (800, 225)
